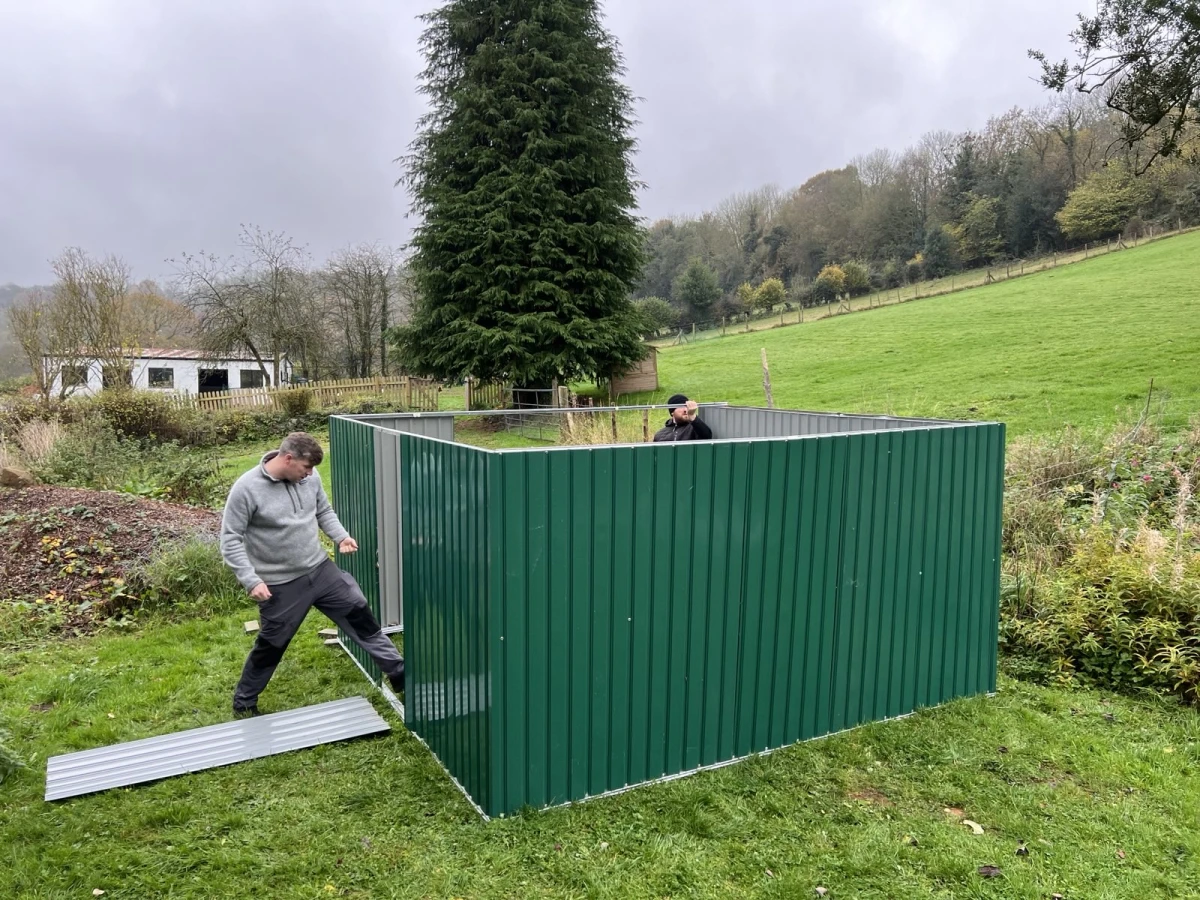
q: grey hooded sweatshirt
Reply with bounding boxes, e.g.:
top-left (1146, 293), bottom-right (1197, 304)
top-left (219, 451), bottom-right (350, 592)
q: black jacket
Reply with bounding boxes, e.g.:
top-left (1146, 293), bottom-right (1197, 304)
top-left (652, 416), bottom-right (713, 442)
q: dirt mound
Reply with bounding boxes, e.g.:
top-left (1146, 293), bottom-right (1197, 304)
top-left (1, 486), bottom-right (220, 637)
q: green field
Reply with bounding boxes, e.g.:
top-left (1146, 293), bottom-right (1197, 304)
top-left (4, 234), bottom-right (1200, 898)
top-left (643, 231), bottom-right (1200, 437)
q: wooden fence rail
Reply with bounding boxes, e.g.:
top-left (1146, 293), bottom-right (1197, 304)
top-left (167, 376), bottom-right (440, 412)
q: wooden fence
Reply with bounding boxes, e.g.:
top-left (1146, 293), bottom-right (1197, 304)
top-left (169, 376), bottom-right (441, 412)
top-left (464, 378), bottom-right (511, 411)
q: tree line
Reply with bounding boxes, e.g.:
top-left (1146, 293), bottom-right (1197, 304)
top-left (633, 96), bottom-right (1200, 331)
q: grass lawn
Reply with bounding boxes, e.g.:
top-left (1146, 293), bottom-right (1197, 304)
top-left (3, 612), bottom-right (1199, 899)
top-left (639, 231), bottom-right (1200, 438)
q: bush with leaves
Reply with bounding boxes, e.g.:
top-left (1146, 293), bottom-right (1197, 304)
top-left (31, 418), bottom-right (143, 490)
top-left (812, 265), bottom-right (846, 304)
top-left (753, 278), bottom-right (787, 311)
top-left (841, 262), bottom-right (871, 297)
top-left (1002, 418), bottom-right (1200, 703)
top-left (275, 387), bottom-right (314, 417)
top-left (632, 296), bottom-right (678, 337)
top-left (128, 536), bottom-right (245, 616)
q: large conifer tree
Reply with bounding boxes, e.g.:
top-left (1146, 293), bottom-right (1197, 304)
top-left (393, 0), bottom-right (646, 387)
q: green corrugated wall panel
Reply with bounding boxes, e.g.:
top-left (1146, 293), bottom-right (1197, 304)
top-left (399, 433), bottom-right (492, 814)
top-left (479, 424), bottom-right (1003, 816)
top-left (337, 414), bottom-right (1005, 818)
top-left (329, 416), bottom-right (382, 684)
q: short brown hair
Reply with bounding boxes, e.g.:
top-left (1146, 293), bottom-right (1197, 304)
top-left (279, 432), bottom-right (324, 465)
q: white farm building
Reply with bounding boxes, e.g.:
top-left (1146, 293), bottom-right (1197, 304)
top-left (45, 349), bottom-right (293, 397)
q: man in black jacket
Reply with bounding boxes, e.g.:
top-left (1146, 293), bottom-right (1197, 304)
top-left (653, 394), bottom-right (714, 442)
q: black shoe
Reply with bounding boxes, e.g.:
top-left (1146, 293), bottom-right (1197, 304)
top-left (233, 704), bottom-right (262, 719)
top-left (387, 661), bottom-right (405, 695)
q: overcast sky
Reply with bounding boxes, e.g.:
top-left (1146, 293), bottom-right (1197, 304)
top-left (0, 0), bottom-right (1085, 285)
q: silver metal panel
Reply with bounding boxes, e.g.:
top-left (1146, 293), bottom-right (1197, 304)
top-left (704, 406), bottom-right (950, 440)
top-left (45, 697), bottom-right (389, 801)
top-left (376, 430), bottom-right (404, 629)
top-left (347, 414), bottom-right (456, 441)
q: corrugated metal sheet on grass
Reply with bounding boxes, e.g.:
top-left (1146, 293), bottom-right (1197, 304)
top-left (704, 406), bottom-right (950, 440)
top-left (482, 423), bottom-right (1004, 816)
top-left (399, 433), bottom-right (494, 814)
top-left (45, 697), bottom-right (389, 801)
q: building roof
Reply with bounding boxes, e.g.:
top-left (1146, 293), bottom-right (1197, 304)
top-left (44, 348), bottom-right (285, 363)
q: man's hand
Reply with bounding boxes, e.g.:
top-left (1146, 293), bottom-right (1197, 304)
top-left (685, 400), bottom-right (699, 421)
top-left (339, 537), bottom-right (359, 554)
top-left (250, 582), bottom-right (272, 603)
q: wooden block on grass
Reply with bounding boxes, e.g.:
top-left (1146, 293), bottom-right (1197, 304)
top-left (244, 621), bottom-right (259, 634)
top-left (317, 628), bottom-right (338, 638)
top-left (323, 638), bottom-right (340, 647)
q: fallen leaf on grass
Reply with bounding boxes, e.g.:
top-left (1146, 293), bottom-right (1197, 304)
top-left (943, 807), bottom-right (965, 819)
top-left (977, 865), bottom-right (1002, 878)
top-left (765, 869), bottom-right (775, 878)
top-left (903, 834), bottom-right (919, 846)
top-left (107, 713), bottom-right (115, 719)
top-left (963, 820), bottom-right (985, 835)
top-left (92, 892), bottom-right (105, 897)
top-left (1016, 842), bottom-right (1029, 857)
top-left (1116, 849), bottom-right (1126, 860)
top-left (600, 841), bottom-right (609, 851)
top-left (554, 843), bottom-right (562, 852)
top-left (815, 888), bottom-right (828, 897)
top-left (1052, 894), bottom-right (1064, 899)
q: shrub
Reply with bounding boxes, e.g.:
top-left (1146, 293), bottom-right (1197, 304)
top-left (15, 419), bottom-right (63, 465)
top-left (881, 259), bottom-right (904, 289)
top-left (31, 419), bottom-right (141, 489)
top-left (1002, 419), bottom-right (1200, 704)
top-left (812, 265), bottom-right (846, 304)
top-left (753, 278), bottom-right (787, 312)
top-left (128, 536), bottom-right (245, 616)
top-left (84, 390), bottom-right (183, 442)
top-left (146, 444), bottom-right (225, 506)
top-left (633, 296), bottom-right (678, 336)
top-left (841, 261), bottom-right (871, 297)
top-left (276, 387), bottom-right (314, 417)
top-left (905, 252), bottom-right (924, 284)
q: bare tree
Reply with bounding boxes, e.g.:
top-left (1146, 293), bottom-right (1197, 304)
top-left (172, 226), bottom-right (311, 386)
top-left (322, 243), bottom-right (401, 377)
top-left (6, 249), bottom-right (139, 400)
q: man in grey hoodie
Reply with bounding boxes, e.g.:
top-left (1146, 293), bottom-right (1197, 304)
top-left (220, 432), bottom-right (404, 717)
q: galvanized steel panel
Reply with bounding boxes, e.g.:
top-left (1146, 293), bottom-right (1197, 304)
top-left (45, 697), bottom-right (389, 801)
top-left (703, 406), bottom-right (949, 440)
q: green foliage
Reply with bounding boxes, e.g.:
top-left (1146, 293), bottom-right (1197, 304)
top-left (632, 296), bottom-right (677, 336)
top-left (951, 194), bottom-right (1005, 266)
top-left (1033, 0), bottom-right (1200, 163)
top-left (673, 257), bottom-right (722, 316)
top-left (812, 264), bottom-right (846, 303)
top-left (1001, 419), bottom-right (1200, 703)
top-left (0, 728), bottom-right (24, 784)
top-left (880, 259), bottom-right (904, 289)
top-left (840, 262), bottom-right (871, 297)
top-left (904, 252), bottom-right (924, 284)
top-left (752, 277), bottom-right (786, 311)
top-left (82, 390), bottom-right (187, 442)
top-left (275, 387), bottom-right (314, 417)
top-left (393, 0), bottom-right (646, 388)
top-left (31, 419), bottom-right (142, 490)
top-left (1056, 164), bottom-right (1152, 241)
top-left (127, 536), bottom-right (244, 616)
top-left (922, 226), bottom-right (960, 278)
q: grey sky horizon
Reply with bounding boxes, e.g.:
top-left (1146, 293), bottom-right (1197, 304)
top-left (0, 0), bottom-right (1085, 285)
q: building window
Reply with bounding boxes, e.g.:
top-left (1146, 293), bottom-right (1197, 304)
top-left (62, 365), bottom-right (89, 389)
top-left (240, 369), bottom-right (266, 389)
top-left (102, 364), bottom-right (133, 390)
top-left (148, 367), bottom-right (175, 389)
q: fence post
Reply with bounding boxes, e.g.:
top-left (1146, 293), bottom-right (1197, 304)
top-left (465, 375), bottom-right (472, 411)
top-left (642, 408), bottom-right (650, 442)
top-left (722, 316), bottom-right (726, 336)
top-left (761, 348), bottom-right (774, 409)
top-left (405, 377), bottom-right (413, 409)
top-left (610, 409), bottom-right (619, 443)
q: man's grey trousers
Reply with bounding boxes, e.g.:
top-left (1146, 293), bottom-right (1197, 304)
top-left (233, 558), bottom-right (403, 710)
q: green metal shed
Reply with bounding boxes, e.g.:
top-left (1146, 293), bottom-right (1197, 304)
top-left (329, 405), bottom-right (1005, 818)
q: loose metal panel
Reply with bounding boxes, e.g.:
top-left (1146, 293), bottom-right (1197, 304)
top-left (45, 698), bottom-right (389, 801)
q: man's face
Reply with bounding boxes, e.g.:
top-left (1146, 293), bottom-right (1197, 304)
top-left (279, 453), bottom-right (315, 482)
top-left (671, 406), bottom-right (689, 423)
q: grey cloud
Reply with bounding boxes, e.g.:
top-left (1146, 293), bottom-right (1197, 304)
top-left (1, 0), bottom-right (1083, 284)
